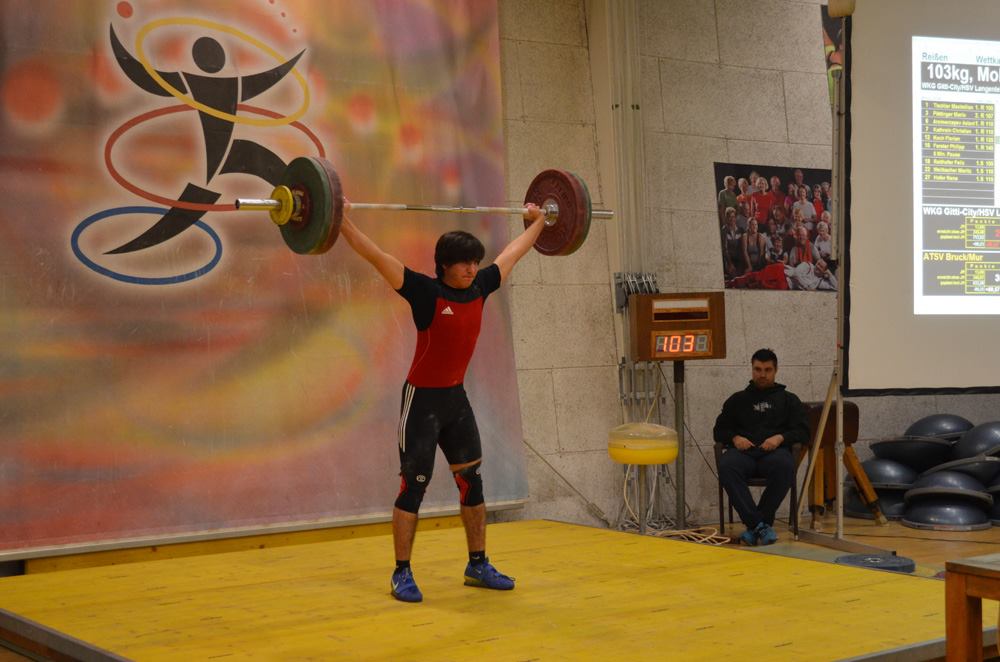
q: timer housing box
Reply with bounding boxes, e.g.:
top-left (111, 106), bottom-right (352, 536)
top-left (627, 292), bottom-right (726, 361)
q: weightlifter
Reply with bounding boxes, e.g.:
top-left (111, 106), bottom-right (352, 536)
top-left (339, 200), bottom-right (547, 603)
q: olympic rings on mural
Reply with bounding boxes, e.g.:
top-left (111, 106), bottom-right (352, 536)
top-left (104, 103), bottom-right (325, 213)
top-left (71, 206), bottom-right (223, 285)
top-left (134, 16), bottom-right (310, 127)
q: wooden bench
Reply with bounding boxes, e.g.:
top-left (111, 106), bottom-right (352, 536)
top-left (946, 552), bottom-right (1000, 661)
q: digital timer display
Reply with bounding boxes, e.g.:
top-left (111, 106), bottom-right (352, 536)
top-left (628, 292), bottom-right (725, 361)
top-left (653, 332), bottom-right (711, 357)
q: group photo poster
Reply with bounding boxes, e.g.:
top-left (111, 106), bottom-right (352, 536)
top-left (714, 162), bottom-right (837, 291)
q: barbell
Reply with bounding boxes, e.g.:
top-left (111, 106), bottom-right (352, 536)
top-left (234, 156), bottom-right (613, 256)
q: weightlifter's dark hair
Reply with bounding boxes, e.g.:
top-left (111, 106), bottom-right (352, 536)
top-left (435, 231), bottom-right (485, 279)
top-left (751, 348), bottom-right (778, 366)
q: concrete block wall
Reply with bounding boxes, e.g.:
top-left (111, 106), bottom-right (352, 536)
top-left (638, 0), bottom-right (1000, 525)
top-left (497, 0), bottom-right (624, 526)
top-left (497, 0), bottom-right (1000, 529)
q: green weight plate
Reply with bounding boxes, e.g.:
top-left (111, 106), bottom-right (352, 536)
top-left (279, 157), bottom-right (343, 255)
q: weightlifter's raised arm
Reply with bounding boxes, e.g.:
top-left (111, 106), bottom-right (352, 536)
top-left (493, 203), bottom-right (546, 281)
top-left (338, 200), bottom-right (405, 290)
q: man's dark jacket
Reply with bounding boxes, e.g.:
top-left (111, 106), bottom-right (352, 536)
top-left (713, 382), bottom-right (809, 448)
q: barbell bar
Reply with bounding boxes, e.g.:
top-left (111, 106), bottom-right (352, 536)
top-left (237, 199), bottom-right (614, 223)
top-left (233, 156), bottom-right (614, 256)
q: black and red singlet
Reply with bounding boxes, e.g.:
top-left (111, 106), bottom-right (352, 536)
top-left (395, 265), bottom-right (501, 387)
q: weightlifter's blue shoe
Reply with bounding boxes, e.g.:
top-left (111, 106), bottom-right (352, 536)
top-left (464, 559), bottom-right (515, 590)
top-left (391, 566), bottom-right (423, 603)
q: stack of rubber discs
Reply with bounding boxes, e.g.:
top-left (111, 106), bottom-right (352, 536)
top-left (843, 457), bottom-right (916, 521)
top-left (855, 414), bottom-right (1000, 531)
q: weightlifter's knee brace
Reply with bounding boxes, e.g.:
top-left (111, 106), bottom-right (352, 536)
top-left (452, 462), bottom-right (484, 507)
top-left (394, 470), bottom-right (430, 514)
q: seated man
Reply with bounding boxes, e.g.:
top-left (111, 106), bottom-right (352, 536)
top-left (713, 348), bottom-right (809, 546)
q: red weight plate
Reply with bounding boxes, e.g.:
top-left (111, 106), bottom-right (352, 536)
top-left (563, 171), bottom-right (592, 255)
top-left (523, 169), bottom-right (591, 256)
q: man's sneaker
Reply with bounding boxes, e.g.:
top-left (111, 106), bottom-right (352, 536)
top-left (463, 559), bottom-right (515, 590)
top-left (391, 567), bottom-right (423, 602)
top-left (738, 528), bottom-right (758, 546)
top-left (754, 522), bottom-right (778, 546)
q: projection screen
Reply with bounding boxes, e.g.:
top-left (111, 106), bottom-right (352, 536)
top-left (846, 0), bottom-right (1000, 393)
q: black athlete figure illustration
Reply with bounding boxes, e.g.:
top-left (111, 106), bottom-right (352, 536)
top-left (108, 26), bottom-right (305, 254)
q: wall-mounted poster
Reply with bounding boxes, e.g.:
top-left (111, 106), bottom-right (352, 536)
top-left (714, 162), bottom-right (837, 291)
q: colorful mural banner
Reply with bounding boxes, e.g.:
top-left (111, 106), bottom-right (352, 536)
top-left (0, 0), bottom-right (527, 552)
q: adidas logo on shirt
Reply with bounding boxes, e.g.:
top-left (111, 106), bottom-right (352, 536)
top-left (441, 306), bottom-right (454, 315)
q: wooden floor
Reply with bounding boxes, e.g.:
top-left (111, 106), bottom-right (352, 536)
top-left (0, 519), bottom-right (997, 661)
top-left (738, 513), bottom-right (1000, 578)
top-left (835, 515), bottom-right (1000, 571)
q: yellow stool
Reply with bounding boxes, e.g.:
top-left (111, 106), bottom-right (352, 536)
top-left (608, 423), bottom-right (678, 534)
